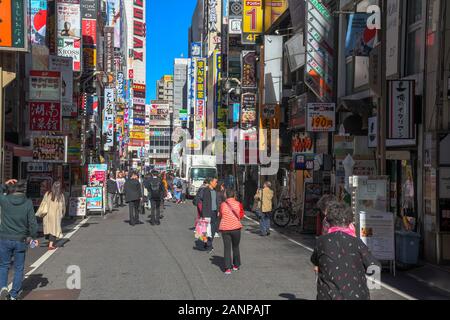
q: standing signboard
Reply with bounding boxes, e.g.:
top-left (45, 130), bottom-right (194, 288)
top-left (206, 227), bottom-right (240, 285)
top-left (307, 103), bottom-right (336, 132)
top-left (360, 211), bottom-right (395, 261)
top-left (85, 187), bottom-right (103, 209)
top-left (69, 197), bottom-right (87, 216)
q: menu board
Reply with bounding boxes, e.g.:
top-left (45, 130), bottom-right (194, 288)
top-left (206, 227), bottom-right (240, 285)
top-left (360, 211), bottom-right (395, 261)
top-left (303, 183), bottom-right (323, 233)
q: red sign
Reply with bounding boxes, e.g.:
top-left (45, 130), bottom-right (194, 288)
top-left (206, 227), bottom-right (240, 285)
top-left (129, 139), bottom-right (145, 147)
top-left (29, 102), bottom-right (62, 131)
top-left (82, 19), bottom-right (97, 46)
top-left (129, 69), bottom-right (134, 79)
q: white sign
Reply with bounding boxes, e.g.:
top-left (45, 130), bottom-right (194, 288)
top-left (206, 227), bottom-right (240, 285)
top-left (360, 211), bottom-right (395, 261)
top-left (29, 71), bottom-right (61, 101)
top-left (307, 103), bottom-right (336, 132)
top-left (69, 197), bottom-right (87, 217)
top-left (386, 0), bottom-right (399, 77)
top-left (229, 18), bottom-right (242, 34)
top-left (49, 56), bottom-right (74, 116)
top-left (388, 80), bottom-right (415, 140)
top-left (57, 38), bottom-right (81, 72)
top-left (103, 88), bottom-right (115, 150)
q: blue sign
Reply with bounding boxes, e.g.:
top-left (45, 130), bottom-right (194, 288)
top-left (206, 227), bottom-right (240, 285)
top-left (191, 42), bottom-right (202, 58)
top-left (294, 153), bottom-right (315, 171)
top-left (233, 103), bottom-right (240, 123)
top-left (345, 13), bottom-right (376, 57)
top-left (133, 118), bottom-right (145, 126)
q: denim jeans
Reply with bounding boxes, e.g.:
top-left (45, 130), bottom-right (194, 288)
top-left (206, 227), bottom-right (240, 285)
top-left (0, 239), bottom-right (27, 299)
top-left (107, 193), bottom-right (115, 212)
top-left (260, 212), bottom-right (271, 235)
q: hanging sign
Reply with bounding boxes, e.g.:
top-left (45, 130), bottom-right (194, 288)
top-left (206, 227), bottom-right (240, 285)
top-left (387, 80), bottom-right (415, 140)
top-left (32, 136), bottom-right (68, 163)
top-left (307, 103), bottom-right (336, 132)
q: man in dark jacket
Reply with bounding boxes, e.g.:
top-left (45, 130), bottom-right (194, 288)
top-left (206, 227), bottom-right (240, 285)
top-left (144, 170), bottom-right (166, 225)
top-left (200, 178), bottom-right (219, 252)
top-left (124, 172), bottom-right (143, 226)
top-left (0, 180), bottom-right (38, 300)
top-left (106, 174), bottom-right (118, 214)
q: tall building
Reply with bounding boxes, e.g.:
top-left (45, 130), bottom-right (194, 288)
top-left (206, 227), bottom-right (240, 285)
top-left (173, 59), bottom-right (189, 128)
top-left (156, 75), bottom-right (174, 106)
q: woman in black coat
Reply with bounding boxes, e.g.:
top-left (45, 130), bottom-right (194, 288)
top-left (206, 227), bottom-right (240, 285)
top-left (311, 202), bottom-right (381, 300)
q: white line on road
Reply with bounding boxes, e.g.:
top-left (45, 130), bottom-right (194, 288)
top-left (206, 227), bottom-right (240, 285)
top-left (243, 214), bottom-right (417, 301)
top-left (8, 217), bottom-right (90, 291)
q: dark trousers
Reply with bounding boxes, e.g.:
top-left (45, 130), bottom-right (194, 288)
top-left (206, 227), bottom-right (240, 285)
top-left (150, 200), bottom-right (161, 224)
top-left (222, 229), bottom-right (241, 270)
top-left (128, 200), bottom-right (140, 225)
top-left (206, 211), bottom-right (218, 249)
top-left (119, 194), bottom-right (124, 206)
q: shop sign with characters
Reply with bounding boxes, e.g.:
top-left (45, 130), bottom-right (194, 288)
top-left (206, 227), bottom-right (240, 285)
top-left (307, 103), bottom-right (336, 132)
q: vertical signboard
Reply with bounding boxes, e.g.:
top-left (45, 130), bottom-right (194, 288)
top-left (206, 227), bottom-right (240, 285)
top-left (305, 0), bottom-right (334, 102)
top-left (103, 88), bottom-right (115, 151)
top-left (49, 55), bottom-right (75, 117)
top-left (387, 80), bottom-right (415, 144)
top-left (0, 0), bottom-right (27, 50)
top-left (241, 51), bottom-right (257, 89)
top-left (386, 0), bottom-right (399, 77)
top-left (195, 58), bottom-right (206, 140)
top-left (104, 26), bottom-right (114, 73)
top-left (207, 0), bottom-right (222, 53)
top-left (242, 0), bottom-right (263, 44)
top-left (132, 0), bottom-right (145, 86)
top-left (56, 0), bottom-right (82, 72)
top-left (30, 0), bottom-right (48, 46)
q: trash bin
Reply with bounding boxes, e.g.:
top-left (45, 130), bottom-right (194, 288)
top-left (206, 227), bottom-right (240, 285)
top-left (395, 231), bottom-right (420, 265)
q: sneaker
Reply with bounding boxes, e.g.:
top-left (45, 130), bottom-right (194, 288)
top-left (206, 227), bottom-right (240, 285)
top-left (232, 266), bottom-right (240, 271)
top-left (0, 287), bottom-right (10, 300)
top-left (224, 269), bottom-right (232, 275)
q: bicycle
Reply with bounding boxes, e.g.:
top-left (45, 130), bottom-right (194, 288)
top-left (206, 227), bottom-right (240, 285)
top-left (272, 197), bottom-right (302, 228)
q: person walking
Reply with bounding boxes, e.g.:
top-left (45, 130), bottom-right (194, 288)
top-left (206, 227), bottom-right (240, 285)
top-left (181, 178), bottom-right (187, 203)
top-left (173, 176), bottom-right (182, 204)
top-left (144, 170), bottom-right (166, 225)
top-left (124, 171), bottom-right (143, 226)
top-left (116, 171), bottom-right (126, 207)
top-left (37, 181), bottom-right (66, 250)
top-left (254, 181), bottom-right (274, 236)
top-left (106, 174), bottom-right (118, 214)
top-left (0, 180), bottom-right (38, 300)
top-left (200, 178), bottom-right (219, 253)
top-left (311, 202), bottom-right (380, 300)
top-left (218, 188), bottom-right (244, 275)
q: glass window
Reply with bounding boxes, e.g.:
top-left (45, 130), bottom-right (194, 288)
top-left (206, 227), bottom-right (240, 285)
top-left (405, 0), bottom-right (422, 76)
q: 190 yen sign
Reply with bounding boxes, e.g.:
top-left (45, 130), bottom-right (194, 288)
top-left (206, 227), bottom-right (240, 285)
top-left (307, 103), bottom-right (336, 132)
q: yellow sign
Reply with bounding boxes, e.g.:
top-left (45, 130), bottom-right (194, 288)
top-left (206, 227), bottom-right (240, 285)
top-left (130, 131), bottom-right (145, 140)
top-left (242, 0), bottom-right (263, 44)
top-left (265, 0), bottom-right (288, 31)
top-left (164, 75), bottom-right (173, 82)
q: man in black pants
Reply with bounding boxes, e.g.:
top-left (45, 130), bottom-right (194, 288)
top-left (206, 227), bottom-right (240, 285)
top-left (124, 171), bottom-right (143, 226)
top-left (201, 178), bottom-right (219, 253)
top-left (144, 170), bottom-right (166, 225)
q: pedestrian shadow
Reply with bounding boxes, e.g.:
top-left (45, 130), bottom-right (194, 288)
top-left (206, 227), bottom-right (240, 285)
top-left (210, 255), bottom-right (224, 272)
top-left (20, 274), bottom-right (49, 295)
top-left (279, 293), bottom-right (307, 301)
top-left (56, 238), bottom-right (71, 248)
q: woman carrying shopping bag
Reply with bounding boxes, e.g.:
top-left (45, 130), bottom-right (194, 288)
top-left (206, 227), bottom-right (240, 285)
top-left (36, 181), bottom-right (65, 250)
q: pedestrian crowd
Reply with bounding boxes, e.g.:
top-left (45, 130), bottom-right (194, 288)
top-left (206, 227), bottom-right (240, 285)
top-left (0, 171), bottom-right (380, 300)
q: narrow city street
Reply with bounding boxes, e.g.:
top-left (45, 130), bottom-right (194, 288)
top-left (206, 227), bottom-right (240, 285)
top-left (10, 202), bottom-right (444, 300)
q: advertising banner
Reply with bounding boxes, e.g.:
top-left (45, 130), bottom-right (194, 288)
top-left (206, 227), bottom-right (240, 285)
top-left (387, 80), bottom-right (415, 141)
top-left (57, 0), bottom-right (82, 71)
top-left (103, 88), bottom-right (115, 150)
top-left (81, 0), bottom-right (97, 19)
top-left (306, 103), bottom-right (336, 132)
top-left (292, 132), bottom-right (313, 155)
top-left (32, 136), bottom-right (68, 162)
top-left (0, 0), bottom-right (27, 50)
top-left (30, 0), bottom-right (48, 45)
top-left (29, 102), bottom-right (62, 131)
top-left (130, 131), bottom-right (145, 140)
top-left (69, 197), bottom-right (87, 216)
top-left (132, 0), bottom-right (146, 86)
top-left (116, 71), bottom-right (125, 102)
top-left (104, 26), bottom-right (114, 73)
top-left (242, 0), bottom-right (263, 44)
top-left (88, 164), bottom-right (107, 186)
top-left (305, 0), bottom-right (334, 102)
top-left (83, 47), bottom-right (96, 70)
top-left (265, 0), bottom-right (288, 31)
top-left (240, 93), bottom-right (257, 129)
top-left (82, 18), bottom-right (96, 45)
top-left (345, 13), bottom-right (377, 57)
top-left (241, 51), bottom-right (257, 89)
top-left (85, 187), bottom-right (102, 209)
top-left (29, 71), bottom-right (61, 101)
top-left (195, 59), bottom-right (206, 119)
top-left (149, 103), bottom-right (170, 126)
top-left (48, 55), bottom-right (73, 107)
top-left (63, 118), bottom-right (81, 163)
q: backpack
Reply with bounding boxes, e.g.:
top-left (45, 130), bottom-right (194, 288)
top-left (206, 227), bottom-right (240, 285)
top-left (148, 178), bottom-right (162, 199)
top-left (176, 180), bottom-right (182, 189)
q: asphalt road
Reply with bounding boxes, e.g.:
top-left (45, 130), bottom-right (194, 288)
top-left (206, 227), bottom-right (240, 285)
top-left (14, 202), bottom-right (430, 300)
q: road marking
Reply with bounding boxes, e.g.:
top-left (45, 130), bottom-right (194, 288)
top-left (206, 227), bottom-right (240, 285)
top-left (243, 214), bottom-right (416, 301)
top-left (8, 217), bottom-right (90, 291)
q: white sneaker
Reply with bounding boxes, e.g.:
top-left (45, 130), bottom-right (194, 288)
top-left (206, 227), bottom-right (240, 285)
top-left (214, 233), bottom-right (220, 238)
top-left (0, 287), bottom-right (10, 300)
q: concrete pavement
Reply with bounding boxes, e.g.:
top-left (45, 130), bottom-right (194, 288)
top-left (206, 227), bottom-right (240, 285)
top-left (11, 202), bottom-right (449, 300)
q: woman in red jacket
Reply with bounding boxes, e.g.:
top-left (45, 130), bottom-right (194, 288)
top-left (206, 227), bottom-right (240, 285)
top-left (218, 188), bottom-right (245, 275)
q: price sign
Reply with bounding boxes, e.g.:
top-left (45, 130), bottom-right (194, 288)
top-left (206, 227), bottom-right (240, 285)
top-left (307, 103), bottom-right (336, 132)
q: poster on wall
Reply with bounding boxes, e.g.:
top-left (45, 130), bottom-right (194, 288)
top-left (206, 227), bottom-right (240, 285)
top-left (85, 187), bottom-right (103, 209)
top-left (32, 136), bottom-right (68, 163)
top-left (69, 197), bottom-right (87, 216)
top-left (30, 0), bottom-right (48, 45)
top-left (345, 13), bottom-right (377, 57)
top-left (29, 71), bottom-right (61, 101)
top-left (29, 102), bottom-right (62, 131)
top-left (307, 103), bottom-right (336, 132)
top-left (360, 211), bottom-right (395, 261)
top-left (0, 0), bottom-right (27, 50)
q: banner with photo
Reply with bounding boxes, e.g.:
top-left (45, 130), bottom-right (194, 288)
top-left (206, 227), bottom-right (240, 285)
top-left (57, 0), bottom-right (82, 71)
top-left (30, 0), bottom-right (48, 46)
top-left (32, 136), bottom-right (68, 163)
top-left (85, 187), bottom-right (103, 209)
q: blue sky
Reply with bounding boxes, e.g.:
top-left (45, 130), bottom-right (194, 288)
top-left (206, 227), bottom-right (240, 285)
top-left (146, 0), bottom-right (197, 102)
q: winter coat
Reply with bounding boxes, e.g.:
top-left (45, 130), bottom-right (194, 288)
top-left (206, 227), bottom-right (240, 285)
top-left (0, 185), bottom-right (38, 241)
top-left (41, 192), bottom-right (65, 239)
top-left (254, 187), bottom-right (274, 213)
top-left (124, 179), bottom-right (142, 202)
top-left (311, 231), bottom-right (381, 300)
top-left (201, 187), bottom-right (219, 219)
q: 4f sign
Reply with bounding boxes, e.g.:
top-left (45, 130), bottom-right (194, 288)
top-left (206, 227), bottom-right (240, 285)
top-left (242, 0), bottom-right (263, 44)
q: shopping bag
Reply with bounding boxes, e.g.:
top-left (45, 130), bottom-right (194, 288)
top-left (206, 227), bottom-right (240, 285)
top-left (165, 191), bottom-right (173, 201)
top-left (194, 218), bottom-right (209, 243)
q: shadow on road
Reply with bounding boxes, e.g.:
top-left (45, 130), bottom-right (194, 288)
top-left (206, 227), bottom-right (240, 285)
top-left (210, 255), bottom-right (224, 272)
top-left (21, 274), bottom-right (49, 295)
top-left (279, 293), bottom-right (307, 300)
